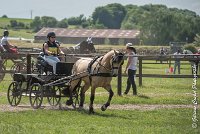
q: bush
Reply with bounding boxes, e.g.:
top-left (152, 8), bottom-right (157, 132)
top-left (2, 15), bottom-right (8, 18)
top-left (193, 34), bottom-right (200, 47)
top-left (184, 44), bottom-right (198, 53)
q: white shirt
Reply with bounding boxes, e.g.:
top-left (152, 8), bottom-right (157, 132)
top-left (127, 52), bottom-right (138, 70)
top-left (173, 52), bottom-right (182, 58)
top-left (1, 36), bottom-right (8, 46)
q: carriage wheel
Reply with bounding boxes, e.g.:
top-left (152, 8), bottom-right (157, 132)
top-left (29, 83), bottom-right (43, 109)
top-left (47, 86), bottom-right (61, 106)
top-left (7, 81), bottom-right (22, 106)
top-left (72, 87), bottom-right (80, 109)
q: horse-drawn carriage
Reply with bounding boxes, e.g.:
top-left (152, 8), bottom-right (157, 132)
top-left (7, 51), bottom-right (81, 109)
top-left (7, 50), bottom-right (124, 113)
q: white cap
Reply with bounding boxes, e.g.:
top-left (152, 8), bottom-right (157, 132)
top-left (126, 43), bottom-right (133, 48)
top-left (198, 49), bottom-right (200, 52)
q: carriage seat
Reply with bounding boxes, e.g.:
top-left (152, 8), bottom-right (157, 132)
top-left (36, 54), bottom-right (74, 75)
top-left (56, 62), bottom-right (74, 75)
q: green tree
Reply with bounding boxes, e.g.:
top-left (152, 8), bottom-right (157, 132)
top-left (92, 3), bottom-right (126, 29)
top-left (41, 16), bottom-right (57, 27)
top-left (122, 4), bottom-right (200, 45)
top-left (2, 15), bottom-right (8, 18)
top-left (30, 16), bottom-right (42, 32)
top-left (68, 14), bottom-right (86, 25)
top-left (193, 34), bottom-right (200, 46)
top-left (57, 18), bottom-right (68, 28)
top-left (10, 20), bottom-right (18, 28)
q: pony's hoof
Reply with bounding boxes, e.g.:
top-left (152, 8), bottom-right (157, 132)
top-left (89, 110), bottom-right (95, 114)
top-left (78, 106), bottom-right (84, 110)
top-left (66, 100), bottom-right (73, 106)
top-left (89, 107), bottom-right (95, 114)
top-left (101, 105), bottom-right (107, 111)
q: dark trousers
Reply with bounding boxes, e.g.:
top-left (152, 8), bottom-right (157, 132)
top-left (173, 61), bottom-right (180, 74)
top-left (125, 69), bottom-right (137, 95)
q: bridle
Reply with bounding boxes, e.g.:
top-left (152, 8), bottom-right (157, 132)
top-left (110, 52), bottom-right (124, 74)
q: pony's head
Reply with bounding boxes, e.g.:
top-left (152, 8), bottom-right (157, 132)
top-left (103, 50), bottom-right (124, 76)
top-left (79, 37), bottom-right (96, 53)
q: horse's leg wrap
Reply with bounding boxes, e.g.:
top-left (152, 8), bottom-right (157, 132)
top-left (89, 106), bottom-right (94, 114)
top-left (79, 89), bottom-right (85, 107)
top-left (66, 99), bottom-right (73, 106)
top-left (109, 90), bottom-right (114, 99)
top-left (101, 103), bottom-right (110, 111)
top-left (101, 90), bottom-right (114, 111)
top-left (66, 90), bottom-right (73, 106)
top-left (89, 94), bottom-right (95, 114)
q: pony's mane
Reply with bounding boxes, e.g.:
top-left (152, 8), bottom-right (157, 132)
top-left (101, 50), bottom-right (121, 63)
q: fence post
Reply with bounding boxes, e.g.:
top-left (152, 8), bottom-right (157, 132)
top-left (139, 57), bottom-right (142, 86)
top-left (169, 56), bottom-right (171, 68)
top-left (27, 54), bottom-right (31, 74)
top-left (117, 65), bottom-right (122, 96)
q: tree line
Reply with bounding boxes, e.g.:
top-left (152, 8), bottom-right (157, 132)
top-left (2, 3), bottom-right (200, 46)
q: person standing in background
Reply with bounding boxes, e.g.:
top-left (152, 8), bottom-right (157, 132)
top-left (173, 49), bottom-right (181, 74)
top-left (124, 43), bottom-right (138, 96)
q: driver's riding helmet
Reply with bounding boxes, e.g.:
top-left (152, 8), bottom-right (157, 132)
top-left (3, 30), bottom-right (9, 36)
top-left (47, 32), bottom-right (56, 39)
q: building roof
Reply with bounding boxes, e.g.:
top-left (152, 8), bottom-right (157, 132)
top-left (35, 27), bottom-right (140, 39)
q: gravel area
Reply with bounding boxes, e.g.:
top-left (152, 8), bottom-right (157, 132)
top-left (0, 104), bottom-right (197, 112)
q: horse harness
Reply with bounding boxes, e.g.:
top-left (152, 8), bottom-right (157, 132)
top-left (87, 52), bottom-right (124, 77)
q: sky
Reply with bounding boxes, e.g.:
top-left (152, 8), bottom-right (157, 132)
top-left (0, 0), bottom-right (200, 20)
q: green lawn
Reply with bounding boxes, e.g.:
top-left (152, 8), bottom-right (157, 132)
top-left (0, 108), bottom-right (199, 134)
top-left (0, 17), bottom-right (32, 28)
top-left (0, 18), bottom-right (34, 39)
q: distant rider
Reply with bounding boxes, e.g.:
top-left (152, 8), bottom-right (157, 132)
top-left (0, 30), bottom-right (18, 53)
top-left (43, 32), bottom-right (64, 74)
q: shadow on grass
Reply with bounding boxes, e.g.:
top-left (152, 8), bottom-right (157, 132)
top-left (138, 94), bottom-right (150, 99)
top-left (59, 106), bottom-right (132, 120)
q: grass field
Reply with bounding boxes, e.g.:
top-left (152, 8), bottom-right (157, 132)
top-left (0, 55), bottom-right (199, 133)
top-left (0, 18), bottom-right (34, 39)
top-left (0, 108), bottom-right (198, 134)
top-left (0, 18), bottom-right (32, 29)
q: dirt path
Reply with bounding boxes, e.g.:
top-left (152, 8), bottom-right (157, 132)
top-left (0, 104), bottom-right (198, 112)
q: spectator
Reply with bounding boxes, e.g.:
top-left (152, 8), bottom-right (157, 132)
top-left (160, 47), bottom-right (165, 55)
top-left (124, 43), bottom-right (138, 96)
top-left (173, 49), bottom-right (181, 74)
top-left (194, 49), bottom-right (200, 74)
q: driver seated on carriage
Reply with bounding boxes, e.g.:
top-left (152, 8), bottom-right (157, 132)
top-left (0, 30), bottom-right (18, 53)
top-left (42, 32), bottom-right (64, 74)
